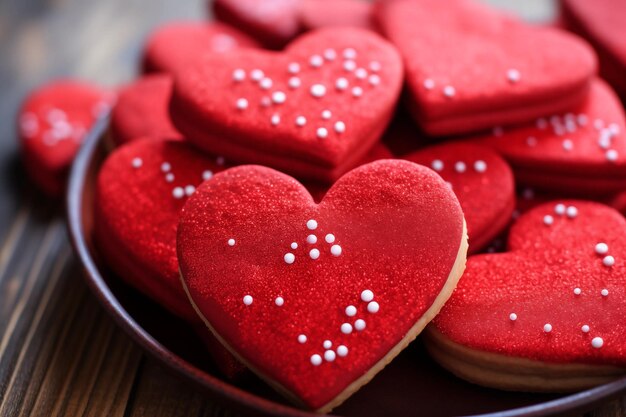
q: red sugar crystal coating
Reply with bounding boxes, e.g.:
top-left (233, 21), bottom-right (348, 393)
top-left (434, 201), bottom-right (626, 366)
top-left (170, 27), bottom-right (403, 183)
top-left (178, 160), bottom-right (465, 410)
top-left (299, 0), bottom-right (375, 32)
top-left (375, 0), bottom-right (596, 136)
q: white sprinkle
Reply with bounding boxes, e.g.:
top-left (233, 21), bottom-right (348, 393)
top-left (606, 149), bottom-right (619, 162)
top-left (507, 68), bottom-right (521, 83)
top-left (132, 158), bottom-right (143, 168)
top-left (321, 110), bottom-right (332, 120)
top-left (368, 74), bottom-right (381, 86)
top-left (260, 77), bottom-right (273, 90)
top-left (306, 234), bottom-right (317, 244)
top-left (369, 61), bottom-right (381, 72)
top-left (354, 319), bottom-right (366, 331)
top-left (184, 185), bottom-right (195, 196)
top-left (228, 238), bottom-right (235, 246)
top-left (272, 91), bottom-right (286, 104)
top-left (543, 323), bottom-right (552, 333)
top-left (443, 85), bottom-right (456, 98)
top-left (298, 334), bottom-right (307, 343)
top-left (232, 69), bottom-right (245, 81)
top-left (574, 288), bottom-right (582, 295)
top-left (341, 323), bottom-right (353, 334)
top-left (250, 69), bottom-right (264, 81)
top-left (595, 243), bottom-right (609, 255)
top-left (324, 48), bottom-right (337, 61)
top-left (284, 253), bottom-right (295, 264)
top-left (161, 162), bottom-right (171, 172)
top-left (296, 116), bottom-right (307, 127)
top-left (555, 204), bottom-right (566, 215)
top-left (310, 54), bottom-right (323, 67)
top-left (343, 60), bottom-right (356, 72)
top-left (291, 242), bottom-right (298, 249)
top-left (355, 68), bottom-right (368, 80)
top-left (172, 187), bottom-right (185, 199)
top-left (330, 245), bottom-right (342, 256)
top-left (337, 345), bottom-right (348, 357)
top-left (288, 77), bottom-right (301, 89)
top-left (509, 313), bottom-right (517, 321)
top-left (562, 139), bottom-right (573, 151)
top-left (271, 114), bottom-right (280, 126)
top-left (566, 206), bottom-right (578, 218)
top-left (325, 234), bottom-right (335, 243)
top-left (307, 219), bottom-right (318, 230)
top-left (352, 86), bottom-right (363, 97)
top-left (609, 123), bottom-right (620, 135)
top-left (202, 170), bottom-right (213, 181)
top-left (309, 248), bottom-right (320, 260)
top-left (275, 296), bottom-right (284, 306)
top-left (323, 340), bottom-right (332, 349)
top-left (543, 215), bottom-right (554, 225)
top-left (324, 350), bottom-right (336, 362)
top-left (310, 84), bottom-right (326, 98)
top-left (577, 114), bottom-right (588, 126)
top-left (288, 62), bottom-right (300, 74)
top-left (423, 79), bottom-right (435, 90)
top-left (431, 160), bottom-right (444, 172)
top-left (343, 48), bottom-right (357, 59)
top-left (367, 301), bottom-right (380, 313)
top-left (336, 78), bottom-right (349, 90)
top-left (47, 108), bottom-right (67, 123)
top-left (345, 305), bottom-right (357, 317)
top-left (236, 98), bottom-right (248, 110)
top-left (334, 121), bottom-right (346, 134)
top-left (474, 160), bottom-right (487, 173)
top-left (581, 325), bottom-right (590, 333)
top-left (361, 290), bottom-right (374, 302)
top-left (591, 337), bottom-right (604, 348)
top-left (603, 255), bottom-right (615, 267)
top-left (317, 127), bottom-right (329, 139)
top-left (311, 354), bottom-right (322, 366)
top-left (454, 161), bottom-right (466, 173)
top-left (526, 136), bottom-right (537, 147)
top-left (165, 173), bottom-right (175, 183)
top-left (243, 295), bottom-right (253, 305)
top-left (601, 289), bottom-right (609, 297)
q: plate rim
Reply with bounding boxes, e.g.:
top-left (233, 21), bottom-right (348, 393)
top-left (66, 118), bottom-right (626, 417)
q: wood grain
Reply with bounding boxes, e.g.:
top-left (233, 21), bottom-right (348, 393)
top-left (0, 0), bottom-right (622, 416)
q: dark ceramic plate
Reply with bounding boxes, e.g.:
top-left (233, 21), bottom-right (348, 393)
top-left (67, 118), bottom-right (626, 417)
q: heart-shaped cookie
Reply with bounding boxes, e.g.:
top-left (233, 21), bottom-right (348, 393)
top-left (142, 21), bottom-right (260, 75)
top-left (212, 0), bottom-right (301, 48)
top-left (299, 0), bottom-right (374, 32)
top-left (426, 200), bottom-right (626, 392)
top-left (109, 75), bottom-right (182, 146)
top-left (477, 79), bottom-right (626, 195)
top-left (18, 79), bottom-right (113, 196)
top-left (170, 27), bottom-right (403, 183)
top-left (375, 0), bottom-right (596, 136)
top-left (178, 160), bottom-right (468, 411)
top-left (403, 143), bottom-right (515, 253)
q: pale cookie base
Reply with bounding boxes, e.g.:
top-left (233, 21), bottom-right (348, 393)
top-left (424, 326), bottom-right (626, 393)
top-left (181, 220), bottom-right (469, 414)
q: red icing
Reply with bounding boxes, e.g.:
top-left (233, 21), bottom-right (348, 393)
top-left (434, 200), bottom-right (626, 366)
top-left (476, 79), bottom-right (626, 194)
top-left (403, 143), bottom-right (515, 253)
top-left (299, 0), bottom-right (375, 32)
top-left (142, 21), bottom-right (260, 75)
top-left (110, 75), bottom-right (182, 146)
top-left (18, 79), bottom-right (113, 196)
top-left (212, 0), bottom-right (301, 49)
top-left (177, 160), bottom-right (464, 410)
top-left (170, 28), bottom-right (403, 183)
top-left (375, 0), bottom-right (596, 136)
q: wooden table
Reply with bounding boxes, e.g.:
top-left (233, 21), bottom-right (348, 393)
top-left (0, 0), bottom-right (623, 416)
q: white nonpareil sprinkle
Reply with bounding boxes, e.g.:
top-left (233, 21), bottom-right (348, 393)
top-left (336, 78), bottom-right (349, 90)
top-left (603, 255), bottom-right (615, 267)
top-left (454, 161), bottom-right (466, 173)
top-left (345, 305), bottom-right (357, 317)
top-left (311, 354), bottom-right (322, 366)
top-left (507, 68), bottom-right (521, 83)
top-left (543, 215), bottom-right (554, 225)
top-left (591, 337), bottom-right (604, 348)
top-left (601, 289), bottom-right (609, 297)
top-left (324, 350), bottom-right (336, 362)
top-left (341, 323), bottom-right (353, 334)
top-left (334, 121), bottom-right (346, 134)
top-left (443, 85), bottom-right (456, 97)
top-left (284, 253), bottom-right (295, 264)
top-left (352, 86), bottom-right (363, 97)
top-left (509, 313), bottom-right (517, 321)
top-left (337, 345), bottom-right (348, 357)
top-left (543, 323), bottom-right (552, 333)
top-left (309, 248), bottom-right (320, 259)
top-left (367, 301), bottom-right (379, 313)
top-left (275, 296), bottom-right (284, 306)
top-left (310, 84), bottom-right (327, 98)
top-left (310, 54), bottom-right (323, 67)
top-left (132, 157), bottom-right (142, 168)
top-left (321, 110), bottom-right (332, 119)
top-left (236, 98), bottom-right (248, 110)
top-left (260, 78), bottom-right (273, 90)
top-left (243, 295), bottom-right (253, 305)
top-left (250, 69), bottom-right (264, 81)
top-left (354, 319), bottom-right (366, 331)
top-left (431, 160), bottom-right (444, 172)
top-left (228, 238), bottom-right (235, 246)
top-left (202, 170), bottom-right (213, 181)
top-left (317, 127), bottom-right (329, 139)
top-left (307, 219), bottom-right (318, 230)
top-left (298, 334), bottom-right (307, 343)
top-left (232, 69), bottom-right (245, 82)
top-left (306, 234), bottom-right (317, 244)
top-left (595, 243), bottom-right (609, 255)
top-left (581, 325), bottom-right (590, 333)
top-left (474, 160), bottom-right (487, 173)
top-left (574, 288), bottom-right (581, 295)
top-left (361, 290), bottom-right (374, 302)
top-left (423, 79), bottom-right (435, 90)
top-left (288, 77), bottom-right (301, 89)
top-left (296, 116), bottom-right (307, 127)
top-left (272, 91), bottom-right (286, 104)
top-left (288, 62), bottom-right (300, 74)
top-left (172, 187), bottom-right (184, 199)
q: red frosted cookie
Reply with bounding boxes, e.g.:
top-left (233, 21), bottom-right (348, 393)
top-left (299, 0), bottom-right (374, 32)
top-left (561, 0), bottom-right (626, 100)
top-left (375, 0), bottom-right (596, 136)
top-left (109, 75), bottom-right (182, 146)
top-left (427, 201), bottom-right (626, 392)
top-left (18, 79), bottom-right (113, 196)
top-left (403, 143), bottom-right (515, 253)
top-left (170, 28), bottom-right (403, 183)
top-left (212, 0), bottom-right (301, 49)
top-left (178, 160), bottom-right (468, 411)
top-left (477, 79), bottom-right (626, 195)
top-left (142, 21), bottom-right (260, 75)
